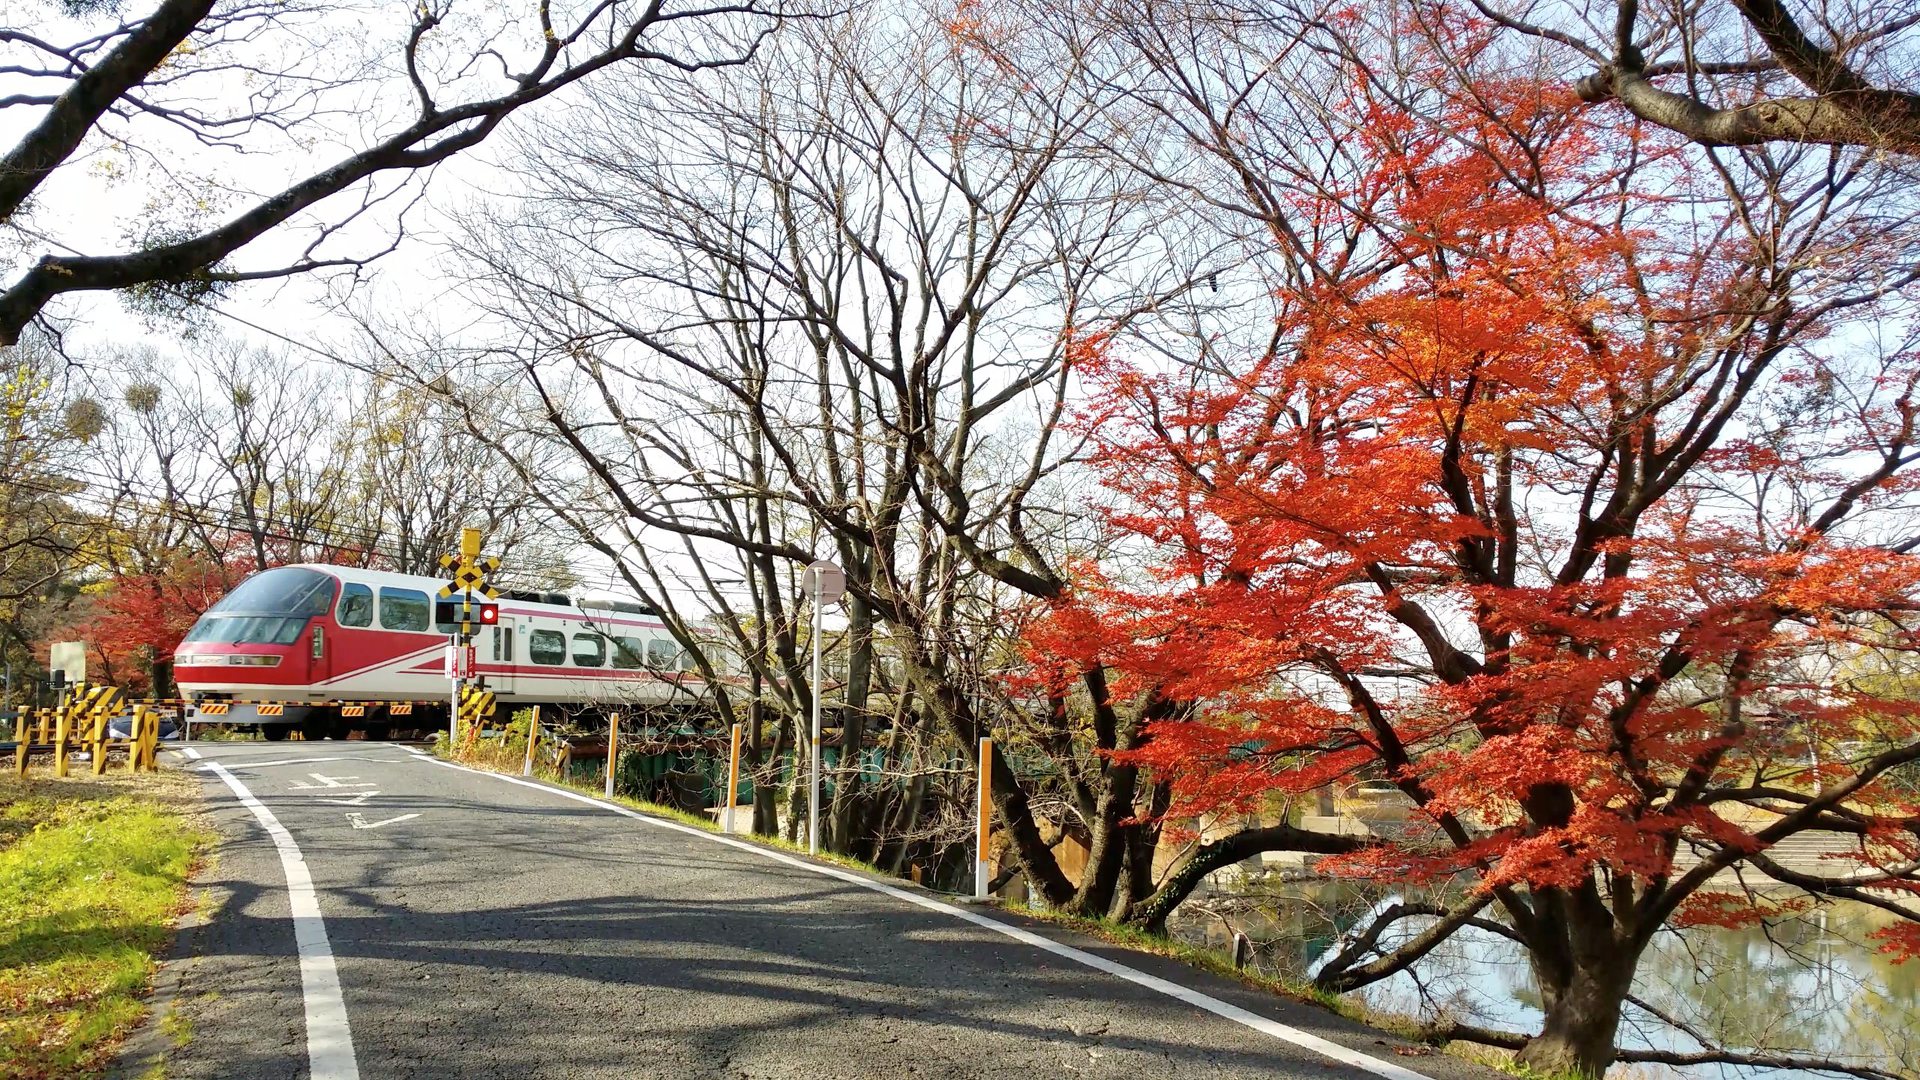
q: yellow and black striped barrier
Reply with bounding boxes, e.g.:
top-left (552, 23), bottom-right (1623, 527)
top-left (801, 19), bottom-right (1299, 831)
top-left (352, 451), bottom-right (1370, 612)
top-left (455, 687), bottom-right (497, 755)
top-left (187, 698), bottom-right (435, 716)
top-left (10, 686), bottom-right (165, 777)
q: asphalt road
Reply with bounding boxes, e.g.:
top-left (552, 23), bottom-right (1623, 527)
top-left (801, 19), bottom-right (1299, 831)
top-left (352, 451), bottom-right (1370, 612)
top-left (128, 741), bottom-right (1498, 1080)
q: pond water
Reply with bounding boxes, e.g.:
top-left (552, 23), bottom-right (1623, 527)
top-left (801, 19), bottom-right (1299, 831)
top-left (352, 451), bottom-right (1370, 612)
top-left (1168, 879), bottom-right (1917, 1079)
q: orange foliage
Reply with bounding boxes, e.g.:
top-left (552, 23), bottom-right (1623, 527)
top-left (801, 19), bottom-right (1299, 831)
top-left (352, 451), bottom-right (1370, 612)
top-left (1017, 11), bottom-right (1920, 952)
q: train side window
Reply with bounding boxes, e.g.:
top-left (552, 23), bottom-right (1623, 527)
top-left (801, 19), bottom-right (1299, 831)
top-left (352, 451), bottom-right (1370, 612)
top-left (572, 633), bottom-right (607, 667)
top-left (646, 638), bottom-right (675, 667)
top-left (492, 626), bottom-right (515, 662)
top-left (529, 629), bottom-right (566, 665)
top-left (611, 636), bottom-right (644, 670)
top-left (678, 648), bottom-right (698, 673)
top-left (379, 587), bottom-right (431, 632)
top-left (337, 583), bottom-right (373, 628)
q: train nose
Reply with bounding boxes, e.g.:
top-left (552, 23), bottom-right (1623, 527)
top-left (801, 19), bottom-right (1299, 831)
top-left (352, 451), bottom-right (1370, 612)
top-left (173, 566), bottom-right (335, 694)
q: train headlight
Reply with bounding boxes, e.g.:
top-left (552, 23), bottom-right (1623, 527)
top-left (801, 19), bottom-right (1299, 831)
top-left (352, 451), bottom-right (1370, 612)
top-left (225, 655), bottom-right (283, 667)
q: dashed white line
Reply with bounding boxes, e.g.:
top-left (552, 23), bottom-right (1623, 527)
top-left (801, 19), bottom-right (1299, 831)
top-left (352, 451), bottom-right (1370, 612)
top-left (413, 755), bottom-right (1435, 1080)
top-left (201, 761), bottom-right (360, 1080)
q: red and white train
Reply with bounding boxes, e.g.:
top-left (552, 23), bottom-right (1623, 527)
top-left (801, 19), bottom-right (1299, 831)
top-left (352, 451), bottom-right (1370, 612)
top-left (174, 564), bottom-right (714, 740)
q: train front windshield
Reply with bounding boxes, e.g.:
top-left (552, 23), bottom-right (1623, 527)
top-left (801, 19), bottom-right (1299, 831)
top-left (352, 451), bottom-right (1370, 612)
top-left (183, 567), bottom-right (336, 646)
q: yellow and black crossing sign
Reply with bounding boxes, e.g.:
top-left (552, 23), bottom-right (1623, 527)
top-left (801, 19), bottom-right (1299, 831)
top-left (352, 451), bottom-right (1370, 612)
top-left (439, 556), bottom-right (500, 598)
top-left (437, 527), bottom-right (502, 641)
top-left (437, 527), bottom-right (499, 599)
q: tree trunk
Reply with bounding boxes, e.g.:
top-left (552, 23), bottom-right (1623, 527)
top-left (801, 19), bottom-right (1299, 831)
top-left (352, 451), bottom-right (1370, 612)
top-left (783, 716), bottom-right (806, 844)
top-left (1066, 761), bottom-right (1139, 915)
top-left (905, 645), bottom-right (1076, 905)
top-left (1513, 922), bottom-right (1643, 1078)
top-left (1110, 783), bottom-right (1170, 918)
top-left (751, 701), bottom-right (785, 836)
top-left (828, 592), bottom-right (873, 853)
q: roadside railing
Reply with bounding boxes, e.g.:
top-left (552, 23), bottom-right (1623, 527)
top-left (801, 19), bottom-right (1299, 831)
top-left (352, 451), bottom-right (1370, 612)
top-left (8, 685), bottom-right (166, 777)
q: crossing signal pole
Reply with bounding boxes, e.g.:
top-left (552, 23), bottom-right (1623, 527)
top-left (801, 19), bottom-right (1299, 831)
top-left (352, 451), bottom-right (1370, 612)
top-left (438, 527), bottom-right (500, 747)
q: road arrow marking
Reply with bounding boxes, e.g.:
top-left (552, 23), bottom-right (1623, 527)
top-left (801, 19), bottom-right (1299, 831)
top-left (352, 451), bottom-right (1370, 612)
top-left (290, 773), bottom-right (376, 790)
top-left (346, 812), bottom-right (419, 830)
top-left (319, 791), bottom-right (382, 807)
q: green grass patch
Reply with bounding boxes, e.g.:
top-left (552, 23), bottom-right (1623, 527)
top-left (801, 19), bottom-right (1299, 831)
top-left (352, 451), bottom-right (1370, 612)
top-left (157, 1006), bottom-right (192, 1048)
top-left (997, 903), bottom-right (1332, 1006)
top-left (0, 773), bottom-right (210, 1080)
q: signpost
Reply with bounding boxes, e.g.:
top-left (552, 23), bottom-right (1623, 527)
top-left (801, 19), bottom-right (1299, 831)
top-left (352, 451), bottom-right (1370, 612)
top-left (800, 559), bottom-right (844, 855)
top-left (976, 736), bottom-right (993, 900)
top-left (438, 527), bottom-right (500, 746)
top-left (723, 722), bottom-right (743, 834)
top-left (605, 713), bottom-right (620, 798)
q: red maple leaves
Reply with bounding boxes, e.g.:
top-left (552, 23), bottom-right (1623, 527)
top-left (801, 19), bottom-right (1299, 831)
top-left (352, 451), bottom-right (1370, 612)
top-left (1016, 22), bottom-right (1920, 959)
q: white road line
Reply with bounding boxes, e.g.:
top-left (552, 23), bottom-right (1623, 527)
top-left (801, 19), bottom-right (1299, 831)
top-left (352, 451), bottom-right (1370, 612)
top-left (415, 756), bottom-right (1433, 1080)
top-left (204, 755), bottom-right (351, 770)
top-left (201, 761), bottom-right (361, 1080)
top-left (347, 812), bottom-right (420, 830)
top-left (198, 755), bottom-right (414, 770)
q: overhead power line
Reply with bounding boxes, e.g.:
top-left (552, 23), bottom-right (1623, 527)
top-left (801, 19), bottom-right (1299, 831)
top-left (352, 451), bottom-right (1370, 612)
top-left (5, 470), bottom-right (751, 601)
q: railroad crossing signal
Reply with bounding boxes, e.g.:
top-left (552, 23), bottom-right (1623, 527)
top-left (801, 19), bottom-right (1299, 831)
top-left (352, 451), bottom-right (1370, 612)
top-left (437, 527), bottom-right (500, 639)
top-left (440, 557), bottom-right (499, 597)
top-left (435, 599), bottom-right (499, 627)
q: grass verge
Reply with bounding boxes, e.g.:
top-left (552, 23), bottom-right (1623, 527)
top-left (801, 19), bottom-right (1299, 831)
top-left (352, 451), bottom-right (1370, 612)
top-left (0, 770), bottom-right (211, 1080)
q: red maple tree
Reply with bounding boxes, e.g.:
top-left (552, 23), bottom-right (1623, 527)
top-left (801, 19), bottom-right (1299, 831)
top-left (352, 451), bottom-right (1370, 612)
top-left (55, 554), bottom-right (239, 695)
top-left (1021, 26), bottom-right (1920, 1079)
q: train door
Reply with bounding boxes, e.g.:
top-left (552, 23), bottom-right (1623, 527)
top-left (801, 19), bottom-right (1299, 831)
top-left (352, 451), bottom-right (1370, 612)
top-left (308, 619), bottom-right (332, 687)
top-left (487, 620), bottom-right (520, 697)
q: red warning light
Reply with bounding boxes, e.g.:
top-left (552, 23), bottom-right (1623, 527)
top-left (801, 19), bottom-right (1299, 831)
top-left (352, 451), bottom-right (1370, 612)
top-left (478, 604), bottom-right (499, 625)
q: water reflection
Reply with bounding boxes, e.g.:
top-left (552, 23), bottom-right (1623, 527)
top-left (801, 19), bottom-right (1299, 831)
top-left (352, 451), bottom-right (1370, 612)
top-left (1169, 880), bottom-right (1917, 1079)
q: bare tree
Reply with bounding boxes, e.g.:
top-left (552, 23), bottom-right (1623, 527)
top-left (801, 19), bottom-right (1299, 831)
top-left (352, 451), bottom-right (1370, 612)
top-left (0, 0), bottom-right (796, 344)
top-left (381, 6), bottom-right (1218, 895)
top-left (1460, 0), bottom-right (1920, 151)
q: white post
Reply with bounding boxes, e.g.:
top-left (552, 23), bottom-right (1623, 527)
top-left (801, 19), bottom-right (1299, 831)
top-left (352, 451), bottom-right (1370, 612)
top-left (976, 736), bottom-right (992, 900)
top-left (448, 632), bottom-right (460, 750)
top-left (605, 713), bottom-right (619, 799)
top-left (809, 574), bottom-right (823, 856)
